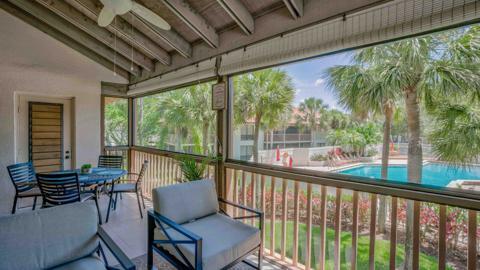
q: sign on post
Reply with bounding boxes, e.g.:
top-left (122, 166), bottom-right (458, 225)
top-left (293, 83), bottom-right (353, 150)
top-left (212, 82), bottom-right (226, 110)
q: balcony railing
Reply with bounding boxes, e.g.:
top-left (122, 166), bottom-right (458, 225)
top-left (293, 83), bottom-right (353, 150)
top-left (224, 161), bottom-right (480, 270)
top-left (104, 146), bottom-right (479, 269)
top-left (130, 146), bottom-right (216, 199)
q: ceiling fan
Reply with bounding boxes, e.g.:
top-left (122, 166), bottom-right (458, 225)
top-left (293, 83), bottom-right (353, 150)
top-left (97, 0), bottom-right (171, 30)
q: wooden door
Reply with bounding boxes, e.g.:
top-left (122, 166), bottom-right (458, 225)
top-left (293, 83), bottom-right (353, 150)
top-left (29, 102), bottom-right (63, 173)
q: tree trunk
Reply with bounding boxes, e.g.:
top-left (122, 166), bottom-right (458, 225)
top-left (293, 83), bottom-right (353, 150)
top-left (202, 123), bottom-right (209, 155)
top-left (311, 129), bottom-right (316, 147)
top-left (404, 87), bottom-right (423, 270)
top-left (378, 103), bottom-right (393, 234)
top-left (253, 114), bottom-right (262, 163)
top-left (175, 128), bottom-right (182, 152)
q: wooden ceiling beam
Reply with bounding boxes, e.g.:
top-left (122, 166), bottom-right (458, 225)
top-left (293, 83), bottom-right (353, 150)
top-left (65, 0), bottom-right (171, 65)
top-left (217, 0), bottom-right (254, 35)
top-left (34, 0), bottom-right (156, 71)
top-left (121, 13), bottom-right (192, 58)
top-left (283, 0), bottom-right (303, 19)
top-left (5, 0), bottom-right (137, 77)
top-left (134, 0), bottom-right (385, 84)
top-left (159, 0), bottom-right (219, 48)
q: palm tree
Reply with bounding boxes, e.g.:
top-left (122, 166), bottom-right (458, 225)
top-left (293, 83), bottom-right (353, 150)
top-left (234, 68), bottom-right (295, 162)
top-left (296, 97), bottom-right (329, 147)
top-left (184, 82), bottom-right (217, 155)
top-left (326, 57), bottom-right (400, 234)
top-left (325, 26), bottom-right (480, 269)
top-left (325, 109), bottom-right (351, 130)
top-left (159, 90), bottom-right (195, 152)
top-left (428, 101), bottom-right (480, 165)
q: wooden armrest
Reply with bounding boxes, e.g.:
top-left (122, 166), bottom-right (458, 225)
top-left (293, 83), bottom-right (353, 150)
top-left (97, 226), bottom-right (135, 270)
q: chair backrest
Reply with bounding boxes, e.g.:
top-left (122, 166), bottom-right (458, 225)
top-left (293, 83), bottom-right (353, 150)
top-left (152, 179), bottom-right (219, 224)
top-left (98, 155), bottom-right (123, 168)
top-left (36, 172), bottom-right (80, 206)
top-left (135, 160), bottom-right (149, 187)
top-left (7, 162), bottom-right (36, 193)
top-left (0, 202), bottom-right (99, 270)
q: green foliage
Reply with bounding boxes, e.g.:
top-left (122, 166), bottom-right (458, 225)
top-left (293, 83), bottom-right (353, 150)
top-left (233, 68), bottom-right (296, 161)
top-left (326, 122), bottom-right (381, 156)
top-left (134, 82), bottom-right (216, 155)
top-left (263, 220), bottom-right (447, 270)
top-left (81, 164), bottom-right (92, 169)
top-left (104, 98), bottom-right (128, 146)
top-left (428, 101), bottom-right (480, 165)
top-left (296, 97), bottom-right (329, 132)
top-left (325, 26), bottom-right (480, 166)
top-left (176, 155), bottom-right (217, 181)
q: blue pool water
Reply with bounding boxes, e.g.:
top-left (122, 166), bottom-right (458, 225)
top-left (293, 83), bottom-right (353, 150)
top-left (339, 163), bottom-right (480, 187)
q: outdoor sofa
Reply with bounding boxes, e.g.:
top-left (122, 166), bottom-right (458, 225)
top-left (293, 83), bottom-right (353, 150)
top-left (0, 201), bottom-right (135, 270)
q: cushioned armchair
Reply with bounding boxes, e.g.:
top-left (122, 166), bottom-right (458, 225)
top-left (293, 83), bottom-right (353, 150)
top-left (0, 201), bottom-right (135, 270)
top-left (148, 179), bottom-right (263, 270)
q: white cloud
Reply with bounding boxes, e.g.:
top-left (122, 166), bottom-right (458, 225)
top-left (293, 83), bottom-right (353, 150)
top-left (314, 78), bottom-right (325, 86)
top-left (295, 88), bottom-right (302, 94)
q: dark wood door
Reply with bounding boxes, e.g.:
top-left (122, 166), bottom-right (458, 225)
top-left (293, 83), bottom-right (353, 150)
top-left (29, 102), bottom-right (63, 173)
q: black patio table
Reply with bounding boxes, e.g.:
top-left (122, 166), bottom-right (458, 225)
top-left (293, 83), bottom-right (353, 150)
top-left (49, 167), bottom-right (127, 185)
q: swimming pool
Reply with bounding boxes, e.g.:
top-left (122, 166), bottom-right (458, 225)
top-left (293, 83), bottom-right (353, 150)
top-left (338, 163), bottom-right (480, 187)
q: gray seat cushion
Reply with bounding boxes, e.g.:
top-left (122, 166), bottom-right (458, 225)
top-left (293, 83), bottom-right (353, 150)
top-left (0, 202), bottom-right (100, 270)
top-left (52, 255), bottom-right (106, 270)
top-left (113, 183), bottom-right (136, 192)
top-left (155, 213), bottom-right (260, 269)
top-left (152, 179), bottom-right (219, 224)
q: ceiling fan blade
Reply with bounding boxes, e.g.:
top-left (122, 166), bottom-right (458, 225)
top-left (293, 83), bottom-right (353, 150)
top-left (115, 0), bottom-right (133, 15)
top-left (98, 7), bottom-right (116, 27)
top-left (131, 2), bottom-right (171, 30)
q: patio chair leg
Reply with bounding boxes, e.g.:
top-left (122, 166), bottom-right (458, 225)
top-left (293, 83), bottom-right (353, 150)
top-left (258, 248), bottom-right (263, 270)
top-left (106, 192), bottom-right (114, 223)
top-left (141, 190), bottom-right (146, 209)
top-left (94, 196), bottom-right (103, 225)
top-left (147, 214), bottom-right (154, 270)
top-left (114, 192), bottom-right (119, 210)
top-left (136, 192), bottom-right (143, 219)
top-left (11, 195), bottom-right (18, 214)
top-left (32, 196), bottom-right (37, 210)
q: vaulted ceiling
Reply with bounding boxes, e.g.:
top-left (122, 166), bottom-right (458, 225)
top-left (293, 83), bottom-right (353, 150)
top-left (0, 0), bottom-right (386, 83)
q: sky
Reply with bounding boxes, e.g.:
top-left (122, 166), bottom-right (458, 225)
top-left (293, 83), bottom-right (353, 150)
top-left (278, 51), bottom-right (353, 111)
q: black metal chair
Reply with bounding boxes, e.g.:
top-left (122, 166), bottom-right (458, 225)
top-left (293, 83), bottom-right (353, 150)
top-left (36, 172), bottom-right (102, 222)
top-left (95, 154), bottom-right (124, 198)
top-left (106, 160), bottom-right (148, 223)
top-left (98, 155), bottom-right (124, 169)
top-left (7, 162), bottom-right (41, 214)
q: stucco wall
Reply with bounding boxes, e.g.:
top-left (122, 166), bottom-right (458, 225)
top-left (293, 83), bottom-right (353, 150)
top-left (0, 10), bottom-right (126, 211)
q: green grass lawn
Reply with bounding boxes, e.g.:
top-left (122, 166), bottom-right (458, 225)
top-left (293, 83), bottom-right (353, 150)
top-left (261, 221), bottom-right (448, 270)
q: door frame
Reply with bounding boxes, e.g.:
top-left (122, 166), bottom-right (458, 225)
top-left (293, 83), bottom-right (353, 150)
top-left (28, 101), bottom-right (64, 171)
